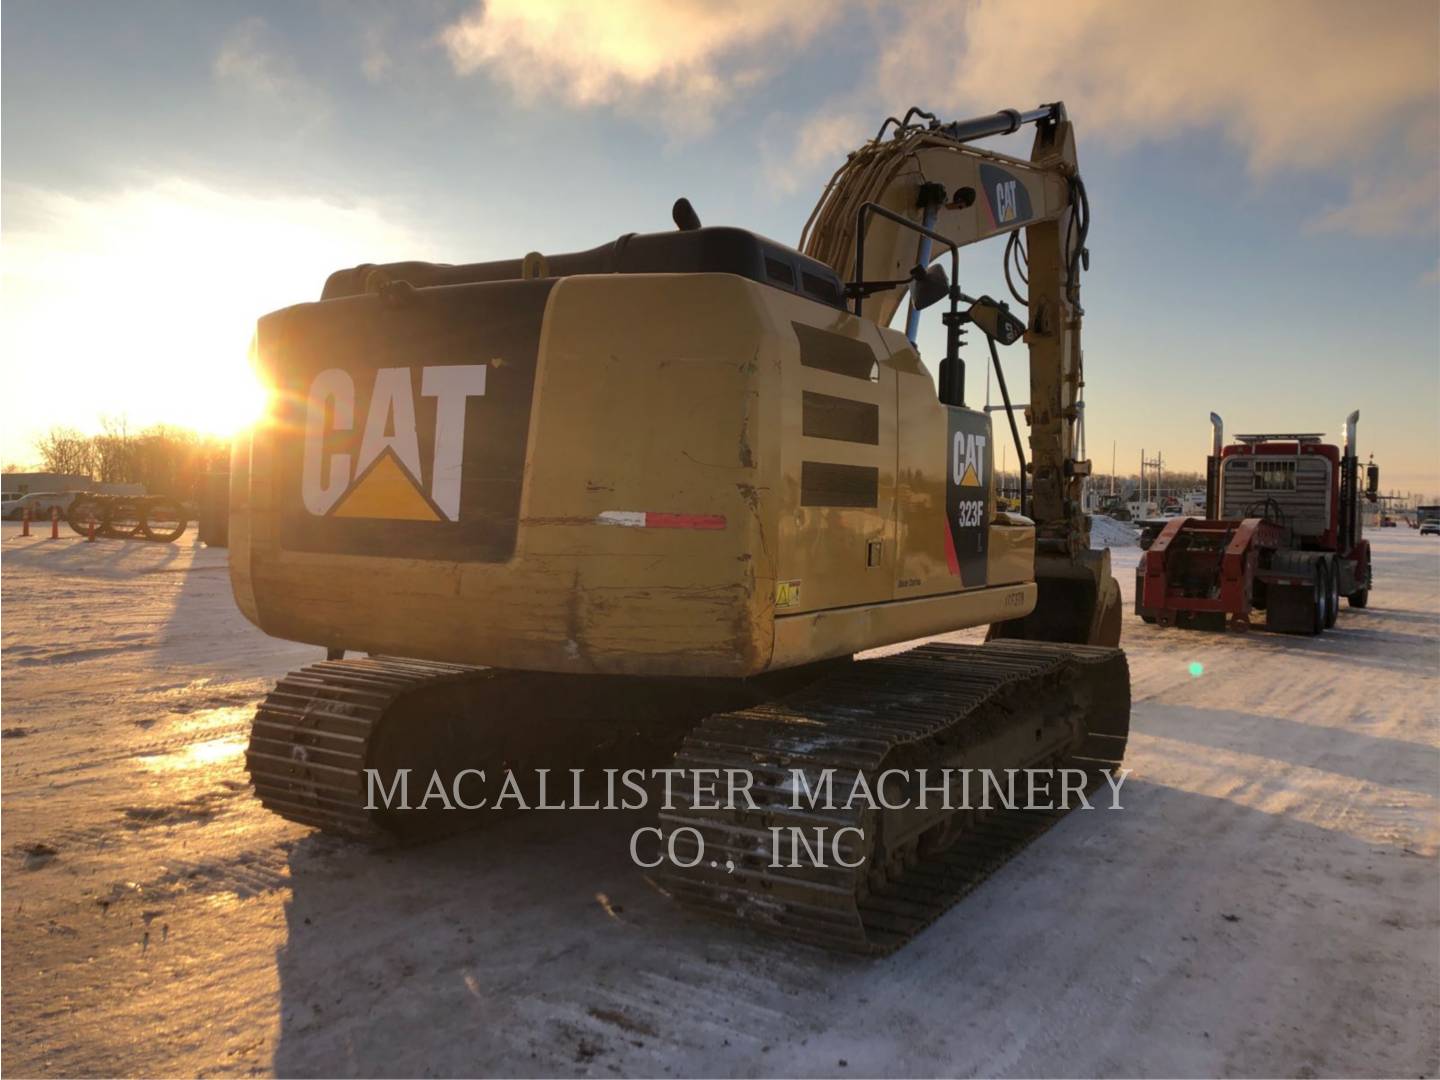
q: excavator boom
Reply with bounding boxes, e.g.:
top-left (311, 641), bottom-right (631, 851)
top-left (803, 102), bottom-right (1120, 645)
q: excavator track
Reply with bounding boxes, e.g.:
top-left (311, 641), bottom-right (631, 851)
top-left (656, 641), bottom-right (1129, 954)
top-left (247, 642), bottom-right (1127, 955)
top-left (245, 655), bottom-right (825, 843)
top-left (246, 656), bottom-right (495, 843)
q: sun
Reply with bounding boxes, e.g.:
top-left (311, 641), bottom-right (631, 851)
top-left (3, 178), bottom-right (422, 451)
top-left (182, 339), bottom-right (273, 438)
top-left (120, 314), bottom-right (275, 439)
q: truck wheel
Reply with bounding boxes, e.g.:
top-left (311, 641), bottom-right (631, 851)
top-left (67, 495), bottom-right (105, 536)
top-left (1309, 558), bottom-right (1326, 635)
top-left (1323, 557), bottom-right (1339, 629)
top-left (1347, 588), bottom-right (1369, 609)
top-left (141, 498), bottom-right (188, 542)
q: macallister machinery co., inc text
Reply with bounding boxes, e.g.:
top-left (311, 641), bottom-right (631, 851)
top-left (364, 765), bottom-right (1132, 871)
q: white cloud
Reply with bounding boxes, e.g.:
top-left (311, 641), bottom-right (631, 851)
top-left (361, 23), bottom-right (393, 83)
top-left (1309, 166), bottom-right (1440, 238)
top-left (780, 0), bottom-right (1438, 237)
top-left (764, 109), bottom-right (872, 193)
top-left (872, 0), bottom-right (1437, 173)
top-left (1306, 121), bottom-right (1440, 237)
top-left (441, 0), bottom-right (836, 129)
top-left (214, 17), bottom-right (329, 123)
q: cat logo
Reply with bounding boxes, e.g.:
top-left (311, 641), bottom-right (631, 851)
top-left (994, 179), bottom-right (1019, 223)
top-left (944, 411), bottom-right (992, 585)
top-left (952, 430), bottom-right (987, 489)
top-left (301, 365), bottom-right (488, 522)
top-left (979, 164), bottom-right (1033, 228)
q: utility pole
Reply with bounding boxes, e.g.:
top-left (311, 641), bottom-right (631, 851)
top-left (1138, 449), bottom-right (1165, 513)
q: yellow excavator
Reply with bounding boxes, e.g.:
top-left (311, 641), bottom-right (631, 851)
top-left (231, 102), bottom-right (1128, 952)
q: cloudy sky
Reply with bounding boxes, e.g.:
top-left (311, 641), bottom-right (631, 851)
top-left (3, 0), bottom-right (1437, 492)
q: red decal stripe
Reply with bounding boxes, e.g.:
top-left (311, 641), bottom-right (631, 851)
top-left (943, 523), bottom-right (961, 576)
top-left (644, 513), bottom-right (727, 530)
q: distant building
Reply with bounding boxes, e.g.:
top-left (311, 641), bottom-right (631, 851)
top-left (0, 473), bottom-right (145, 496)
top-left (1, 472), bottom-right (91, 495)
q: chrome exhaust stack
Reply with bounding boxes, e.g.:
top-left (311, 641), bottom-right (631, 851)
top-left (1206, 413), bottom-right (1224, 518)
top-left (1341, 410), bottom-right (1362, 550)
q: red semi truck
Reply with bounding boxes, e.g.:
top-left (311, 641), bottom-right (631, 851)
top-left (1136, 412), bottom-right (1376, 635)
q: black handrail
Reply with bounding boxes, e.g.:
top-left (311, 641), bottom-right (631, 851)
top-left (987, 335), bottom-right (1027, 517)
top-left (851, 201), bottom-right (967, 405)
top-left (851, 201), bottom-right (958, 317)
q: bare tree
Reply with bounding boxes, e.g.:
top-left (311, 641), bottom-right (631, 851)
top-left (34, 426), bottom-right (95, 477)
top-left (91, 415), bottom-right (134, 484)
top-left (33, 419), bottom-right (228, 497)
top-left (128, 424), bottom-right (228, 498)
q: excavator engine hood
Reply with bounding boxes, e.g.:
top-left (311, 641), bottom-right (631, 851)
top-left (231, 268), bottom-right (793, 679)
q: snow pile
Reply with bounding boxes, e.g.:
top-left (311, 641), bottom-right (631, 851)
top-left (1090, 514), bottom-right (1140, 549)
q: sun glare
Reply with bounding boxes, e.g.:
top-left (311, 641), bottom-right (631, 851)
top-left (1, 179), bottom-right (423, 456)
top-left (196, 348), bottom-right (272, 437)
top-left (174, 332), bottom-right (274, 438)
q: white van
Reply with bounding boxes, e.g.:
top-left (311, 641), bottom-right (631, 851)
top-left (0, 491), bottom-right (78, 521)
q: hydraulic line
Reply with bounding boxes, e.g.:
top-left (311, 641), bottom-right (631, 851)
top-left (988, 335), bottom-right (1028, 517)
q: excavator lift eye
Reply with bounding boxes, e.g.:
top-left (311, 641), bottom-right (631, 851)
top-left (671, 197), bottom-right (702, 231)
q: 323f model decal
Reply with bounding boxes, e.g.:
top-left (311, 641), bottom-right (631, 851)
top-left (945, 409), bottom-right (992, 585)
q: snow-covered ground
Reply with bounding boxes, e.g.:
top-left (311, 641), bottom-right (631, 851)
top-left (1090, 513), bottom-right (1140, 548)
top-left (3, 522), bottom-right (1437, 1077)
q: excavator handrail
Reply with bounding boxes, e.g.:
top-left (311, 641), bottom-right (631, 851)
top-left (849, 200), bottom-right (959, 316)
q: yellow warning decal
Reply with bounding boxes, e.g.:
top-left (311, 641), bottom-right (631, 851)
top-left (776, 580), bottom-right (802, 609)
top-left (331, 449), bottom-right (443, 522)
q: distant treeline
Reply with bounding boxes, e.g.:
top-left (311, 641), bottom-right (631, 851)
top-left (25, 421), bottom-right (228, 500)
